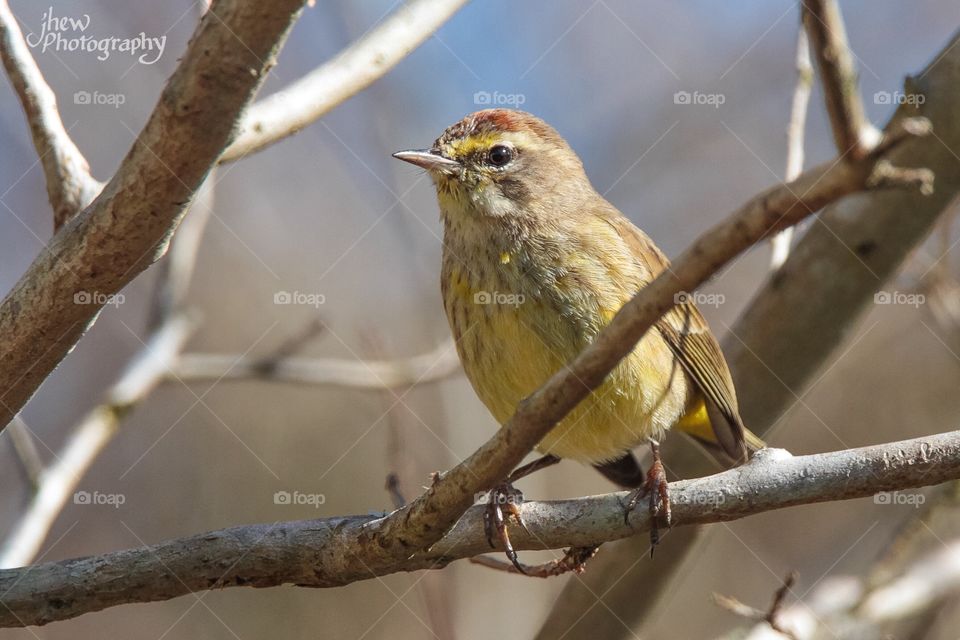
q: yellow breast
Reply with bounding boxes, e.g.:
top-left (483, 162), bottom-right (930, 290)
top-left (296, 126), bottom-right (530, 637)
top-left (441, 232), bottom-right (690, 464)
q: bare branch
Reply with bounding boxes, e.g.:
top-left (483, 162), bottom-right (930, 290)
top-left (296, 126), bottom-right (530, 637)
top-left (801, 0), bottom-right (881, 157)
top-left (0, 0), bottom-right (103, 228)
top-left (1, 431), bottom-right (959, 627)
top-left (221, 0), bottom-right (470, 161)
top-left (770, 25), bottom-right (813, 270)
top-left (173, 338), bottom-right (460, 389)
top-left (0, 0), bottom-right (307, 431)
top-left (0, 314), bottom-right (196, 569)
top-left (716, 572), bottom-right (799, 639)
top-left (146, 172), bottom-right (216, 329)
top-left (6, 416), bottom-right (43, 490)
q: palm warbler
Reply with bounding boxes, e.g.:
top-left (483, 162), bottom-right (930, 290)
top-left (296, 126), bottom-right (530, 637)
top-left (395, 109), bottom-right (760, 566)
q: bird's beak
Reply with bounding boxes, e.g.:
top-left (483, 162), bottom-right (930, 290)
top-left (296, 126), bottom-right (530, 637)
top-left (392, 149), bottom-right (461, 174)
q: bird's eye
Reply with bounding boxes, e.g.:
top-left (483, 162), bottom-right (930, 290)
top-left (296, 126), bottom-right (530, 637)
top-left (487, 144), bottom-right (514, 167)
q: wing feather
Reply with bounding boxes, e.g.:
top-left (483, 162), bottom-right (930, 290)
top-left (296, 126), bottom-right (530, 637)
top-left (601, 211), bottom-right (747, 461)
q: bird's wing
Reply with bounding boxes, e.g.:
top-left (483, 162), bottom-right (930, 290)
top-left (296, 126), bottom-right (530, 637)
top-left (601, 212), bottom-right (748, 462)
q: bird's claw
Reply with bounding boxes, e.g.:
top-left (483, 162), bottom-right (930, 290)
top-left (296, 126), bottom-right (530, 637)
top-left (482, 482), bottom-right (528, 574)
top-left (623, 439), bottom-right (671, 556)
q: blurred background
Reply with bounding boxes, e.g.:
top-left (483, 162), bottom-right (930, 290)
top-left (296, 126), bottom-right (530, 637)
top-left (1, 0), bottom-right (959, 637)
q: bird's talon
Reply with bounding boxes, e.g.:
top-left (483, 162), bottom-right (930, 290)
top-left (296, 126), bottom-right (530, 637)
top-left (621, 440), bottom-right (671, 555)
top-left (483, 482), bottom-right (527, 572)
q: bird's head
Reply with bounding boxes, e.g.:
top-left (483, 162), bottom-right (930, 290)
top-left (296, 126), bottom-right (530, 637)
top-left (393, 109), bottom-right (590, 221)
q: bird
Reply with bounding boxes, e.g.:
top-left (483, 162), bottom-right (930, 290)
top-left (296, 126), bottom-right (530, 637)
top-left (393, 109), bottom-right (762, 572)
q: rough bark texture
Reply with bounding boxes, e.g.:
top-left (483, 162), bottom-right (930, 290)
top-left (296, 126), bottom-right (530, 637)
top-left (0, 431), bottom-right (958, 627)
top-left (0, 0), bottom-right (306, 428)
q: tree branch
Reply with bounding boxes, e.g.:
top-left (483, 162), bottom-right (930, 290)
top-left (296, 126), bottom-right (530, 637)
top-left (1, 430), bottom-right (959, 627)
top-left (801, 0), bottom-right (881, 157)
top-left (221, 0), bottom-right (470, 161)
top-left (769, 24), bottom-right (813, 270)
top-left (0, 0), bottom-right (102, 229)
top-left (172, 338), bottom-right (460, 388)
top-left (0, 0), bottom-right (307, 431)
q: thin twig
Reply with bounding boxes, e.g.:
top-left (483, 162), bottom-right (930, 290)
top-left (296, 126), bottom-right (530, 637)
top-left (251, 318), bottom-right (326, 375)
top-left (6, 416), bottom-right (43, 490)
top-left (0, 0), bottom-right (103, 229)
top-left (801, 0), bottom-right (881, 157)
top-left (222, 0), bottom-right (470, 161)
top-left (770, 25), bottom-right (813, 270)
top-left (173, 338), bottom-right (460, 389)
top-left (469, 546), bottom-right (599, 578)
top-left (147, 171), bottom-right (216, 330)
top-left (714, 572), bottom-right (798, 638)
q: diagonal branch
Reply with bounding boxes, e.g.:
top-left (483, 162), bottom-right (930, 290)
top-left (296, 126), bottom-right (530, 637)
top-left (1, 429), bottom-right (958, 627)
top-left (221, 0), bottom-right (470, 162)
top-left (0, 0), bottom-right (308, 431)
top-left (0, 0), bottom-right (103, 229)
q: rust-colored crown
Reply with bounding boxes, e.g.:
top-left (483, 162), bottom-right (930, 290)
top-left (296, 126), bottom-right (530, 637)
top-left (433, 109), bottom-right (567, 151)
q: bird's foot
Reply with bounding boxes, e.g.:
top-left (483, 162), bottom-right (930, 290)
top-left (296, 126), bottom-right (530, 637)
top-left (483, 482), bottom-right (529, 574)
top-left (624, 439), bottom-right (671, 556)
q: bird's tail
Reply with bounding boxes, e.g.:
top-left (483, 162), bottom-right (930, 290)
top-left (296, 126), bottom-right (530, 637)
top-left (675, 399), bottom-right (765, 468)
